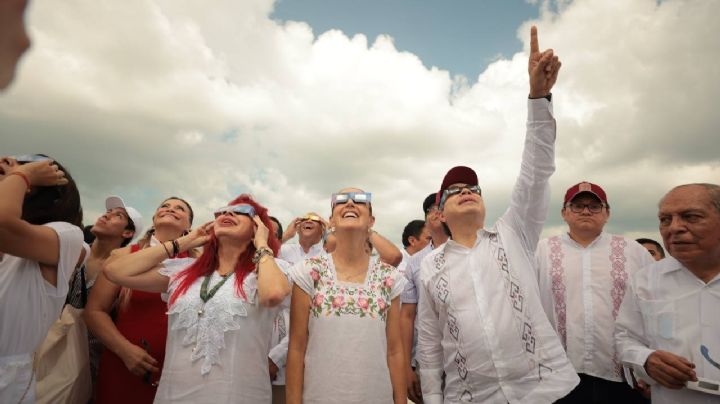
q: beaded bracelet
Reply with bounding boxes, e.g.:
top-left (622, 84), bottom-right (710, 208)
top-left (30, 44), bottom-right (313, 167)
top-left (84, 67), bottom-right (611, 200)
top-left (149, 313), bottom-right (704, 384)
top-left (171, 239), bottom-right (180, 258)
top-left (161, 242), bottom-right (172, 259)
top-left (252, 247), bottom-right (273, 265)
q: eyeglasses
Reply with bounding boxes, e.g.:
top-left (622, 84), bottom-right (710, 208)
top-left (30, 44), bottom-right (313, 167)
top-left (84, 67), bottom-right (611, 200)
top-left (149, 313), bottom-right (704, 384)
top-left (565, 202), bottom-right (606, 213)
top-left (331, 192), bottom-right (372, 207)
top-left (214, 204), bottom-right (256, 218)
top-left (10, 154), bottom-right (52, 164)
top-left (439, 185), bottom-right (481, 208)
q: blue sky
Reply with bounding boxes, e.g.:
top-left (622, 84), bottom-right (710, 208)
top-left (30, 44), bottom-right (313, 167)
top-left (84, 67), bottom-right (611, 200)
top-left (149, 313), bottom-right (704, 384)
top-left (272, 0), bottom-right (538, 80)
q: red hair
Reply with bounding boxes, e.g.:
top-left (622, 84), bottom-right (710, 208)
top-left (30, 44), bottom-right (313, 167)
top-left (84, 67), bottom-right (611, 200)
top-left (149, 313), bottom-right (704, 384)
top-left (168, 194), bottom-right (280, 306)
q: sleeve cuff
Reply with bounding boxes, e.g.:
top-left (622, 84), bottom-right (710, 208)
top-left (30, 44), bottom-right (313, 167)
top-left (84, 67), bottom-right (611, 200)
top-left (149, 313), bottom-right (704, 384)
top-left (419, 367), bottom-right (444, 400)
top-left (269, 346), bottom-right (287, 367)
top-left (527, 97), bottom-right (554, 122)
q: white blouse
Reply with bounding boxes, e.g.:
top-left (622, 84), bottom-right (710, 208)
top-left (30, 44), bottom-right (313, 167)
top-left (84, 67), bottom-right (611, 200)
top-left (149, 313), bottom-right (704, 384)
top-left (0, 222), bottom-right (84, 403)
top-left (155, 257), bottom-right (290, 404)
top-left (290, 254), bottom-right (406, 404)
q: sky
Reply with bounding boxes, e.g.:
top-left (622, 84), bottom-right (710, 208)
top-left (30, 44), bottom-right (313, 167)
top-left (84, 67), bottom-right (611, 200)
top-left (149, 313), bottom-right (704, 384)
top-left (1, 0), bottom-right (718, 247)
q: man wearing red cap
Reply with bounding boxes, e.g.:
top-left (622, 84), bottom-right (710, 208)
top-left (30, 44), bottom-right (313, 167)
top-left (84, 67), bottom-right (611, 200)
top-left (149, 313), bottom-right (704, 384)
top-left (534, 182), bottom-right (654, 403)
top-left (415, 26), bottom-right (579, 403)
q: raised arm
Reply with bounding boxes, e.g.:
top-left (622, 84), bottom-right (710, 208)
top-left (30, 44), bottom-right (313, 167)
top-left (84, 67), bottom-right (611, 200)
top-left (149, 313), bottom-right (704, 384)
top-left (503, 26), bottom-right (562, 251)
top-left (103, 223), bottom-right (211, 292)
top-left (0, 158), bottom-right (74, 267)
top-left (253, 216), bottom-right (292, 307)
top-left (371, 230), bottom-right (403, 267)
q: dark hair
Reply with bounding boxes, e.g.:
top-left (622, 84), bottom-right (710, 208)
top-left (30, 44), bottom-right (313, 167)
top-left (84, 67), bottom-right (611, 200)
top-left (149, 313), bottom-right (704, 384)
top-left (402, 220), bottom-right (426, 248)
top-left (636, 238), bottom-right (665, 258)
top-left (120, 216), bottom-right (136, 247)
top-left (422, 193), bottom-right (437, 215)
top-left (269, 216), bottom-right (283, 241)
top-left (22, 156), bottom-right (83, 228)
top-left (83, 225), bottom-right (96, 244)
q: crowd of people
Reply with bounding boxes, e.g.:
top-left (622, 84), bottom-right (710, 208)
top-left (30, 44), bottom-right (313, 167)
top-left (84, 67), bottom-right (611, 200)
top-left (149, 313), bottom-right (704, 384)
top-left (2, 5), bottom-right (720, 404)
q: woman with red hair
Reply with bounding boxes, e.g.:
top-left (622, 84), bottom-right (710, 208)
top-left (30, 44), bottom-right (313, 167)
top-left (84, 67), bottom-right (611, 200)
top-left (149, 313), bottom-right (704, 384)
top-left (104, 194), bottom-right (291, 403)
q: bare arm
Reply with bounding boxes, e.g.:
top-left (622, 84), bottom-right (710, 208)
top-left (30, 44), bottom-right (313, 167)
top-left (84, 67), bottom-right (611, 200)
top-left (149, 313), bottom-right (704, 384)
top-left (400, 302), bottom-right (422, 402)
top-left (387, 297), bottom-right (408, 404)
top-left (83, 266), bottom-right (159, 377)
top-left (103, 222), bottom-right (213, 292)
top-left (0, 159), bottom-right (82, 272)
top-left (286, 284), bottom-right (311, 404)
top-left (282, 218), bottom-right (299, 243)
top-left (371, 231), bottom-right (403, 267)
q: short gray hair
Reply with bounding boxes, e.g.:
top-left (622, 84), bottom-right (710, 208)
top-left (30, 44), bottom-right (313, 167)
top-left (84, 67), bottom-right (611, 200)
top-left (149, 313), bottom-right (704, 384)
top-left (663, 183), bottom-right (720, 214)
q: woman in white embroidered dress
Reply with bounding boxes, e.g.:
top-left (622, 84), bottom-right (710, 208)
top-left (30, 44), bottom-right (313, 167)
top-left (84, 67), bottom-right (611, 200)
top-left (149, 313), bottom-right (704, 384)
top-left (104, 194), bottom-right (291, 403)
top-left (286, 188), bottom-right (407, 404)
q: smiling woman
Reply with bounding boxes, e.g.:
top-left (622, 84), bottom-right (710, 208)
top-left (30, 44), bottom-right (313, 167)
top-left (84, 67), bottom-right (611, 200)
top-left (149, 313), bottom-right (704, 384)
top-left (286, 188), bottom-right (407, 404)
top-left (102, 194), bottom-right (291, 403)
top-left (84, 196), bottom-right (195, 404)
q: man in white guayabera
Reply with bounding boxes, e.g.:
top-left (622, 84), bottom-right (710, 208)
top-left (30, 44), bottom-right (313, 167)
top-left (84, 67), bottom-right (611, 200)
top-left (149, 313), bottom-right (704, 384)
top-left (416, 26), bottom-right (579, 403)
top-left (615, 183), bottom-right (720, 404)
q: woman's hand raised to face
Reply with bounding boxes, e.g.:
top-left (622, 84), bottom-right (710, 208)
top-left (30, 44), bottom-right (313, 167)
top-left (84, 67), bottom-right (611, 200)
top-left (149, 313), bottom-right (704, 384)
top-left (182, 221), bottom-right (214, 249)
top-left (253, 216), bottom-right (270, 249)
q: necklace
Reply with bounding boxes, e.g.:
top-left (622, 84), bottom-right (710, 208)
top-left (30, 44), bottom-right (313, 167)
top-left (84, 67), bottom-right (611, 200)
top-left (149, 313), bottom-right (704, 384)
top-left (197, 272), bottom-right (232, 317)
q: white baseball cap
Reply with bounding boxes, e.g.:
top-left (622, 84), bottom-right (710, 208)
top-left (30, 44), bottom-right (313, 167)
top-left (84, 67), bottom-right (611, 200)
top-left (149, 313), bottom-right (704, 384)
top-left (105, 196), bottom-right (144, 241)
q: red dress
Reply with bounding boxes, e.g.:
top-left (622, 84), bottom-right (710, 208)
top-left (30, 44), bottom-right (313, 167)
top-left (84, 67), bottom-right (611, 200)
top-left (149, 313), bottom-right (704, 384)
top-left (94, 245), bottom-right (189, 404)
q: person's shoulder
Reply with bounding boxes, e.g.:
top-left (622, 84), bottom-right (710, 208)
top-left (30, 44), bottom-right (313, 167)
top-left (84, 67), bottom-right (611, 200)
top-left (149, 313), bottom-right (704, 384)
top-left (44, 221), bottom-right (83, 237)
top-left (418, 244), bottom-right (448, 280)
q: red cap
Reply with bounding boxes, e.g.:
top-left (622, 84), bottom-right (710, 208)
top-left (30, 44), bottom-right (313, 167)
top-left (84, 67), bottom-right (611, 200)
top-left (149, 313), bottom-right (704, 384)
top-left (436, 166), bottom-right (478, 205)
top-left (563, 181), bottom-right (608, 205)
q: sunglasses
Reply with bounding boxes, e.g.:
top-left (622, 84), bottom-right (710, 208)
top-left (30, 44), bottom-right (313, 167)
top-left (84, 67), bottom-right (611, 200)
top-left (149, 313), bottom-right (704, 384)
top-left (331, 192), bottom-right (372, 207)
top-left (439, 185), bottom-right (481, 208)
top-left (300, 214), bottom-right (322, 223)
top-left (10, 154), bottom-right (53, 164)
top-left (214, 204), bottom-right (256, 218)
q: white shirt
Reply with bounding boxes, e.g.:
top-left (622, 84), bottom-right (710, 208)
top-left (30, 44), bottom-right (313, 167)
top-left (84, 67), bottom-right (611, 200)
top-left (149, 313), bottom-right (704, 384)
top-left (416, 98), bottom-right (579, 404)
top-left (615, 256), bottom-right (720, 404)
top-left (155, 258), bottom-right (291, 403)
top-left (534, 233), bottom-right (654, 382)
top-left (402, 243), bottom-right (434, 305)
top-left (0, 222), bottom-right (84, 403)
top-left (279, 240), bottom-right (324, 265)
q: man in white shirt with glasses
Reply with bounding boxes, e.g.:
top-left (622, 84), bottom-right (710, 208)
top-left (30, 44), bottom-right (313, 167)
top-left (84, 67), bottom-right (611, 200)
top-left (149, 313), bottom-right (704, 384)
top-left (416, 26), bottom-right (579, 404)
top-left (535, 182), bottom-right (654, 403)
top-left (616, 183), bottom-right (720, 404)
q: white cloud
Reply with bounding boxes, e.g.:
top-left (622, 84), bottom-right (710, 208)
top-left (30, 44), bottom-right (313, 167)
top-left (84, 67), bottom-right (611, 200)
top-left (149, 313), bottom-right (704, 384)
top-left (1, 0), bottom-right (718, 246)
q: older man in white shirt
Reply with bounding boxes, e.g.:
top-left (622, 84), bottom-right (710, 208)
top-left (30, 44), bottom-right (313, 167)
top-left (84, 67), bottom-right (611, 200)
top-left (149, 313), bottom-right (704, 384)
top-left (535, 182), bottom-right (654, 403)
top-left (615, 183), bottom-right (720, 404)
top-left (416, 26), bottom-right (578, 404)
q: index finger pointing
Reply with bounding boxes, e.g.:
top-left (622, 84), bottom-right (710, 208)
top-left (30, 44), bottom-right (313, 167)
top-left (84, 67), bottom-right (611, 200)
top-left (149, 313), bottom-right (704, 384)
top-left (530, 25), bottom-right (539, 55)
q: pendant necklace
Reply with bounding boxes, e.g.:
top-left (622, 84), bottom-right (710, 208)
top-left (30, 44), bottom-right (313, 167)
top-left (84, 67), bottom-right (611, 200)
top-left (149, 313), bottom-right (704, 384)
top-left (197, 271), bottom-right (232, 317)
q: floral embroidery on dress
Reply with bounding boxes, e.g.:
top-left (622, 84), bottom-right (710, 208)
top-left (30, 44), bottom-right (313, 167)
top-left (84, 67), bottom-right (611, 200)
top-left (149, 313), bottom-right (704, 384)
top-left (307, 256), bottom-right (396, 321)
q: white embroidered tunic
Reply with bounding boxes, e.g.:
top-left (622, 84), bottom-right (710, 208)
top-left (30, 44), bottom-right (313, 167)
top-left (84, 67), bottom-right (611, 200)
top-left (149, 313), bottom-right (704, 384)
top-left (289, 254), bottom-right (406, 404)
top-left (615, 256), bottom-right (720, 404)
top-left (416, 99), bottom-right (579, 404)
top-left (534, 233), bottom-right (654, 382)
top-left (155, 258), bottom-right (290, 404)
